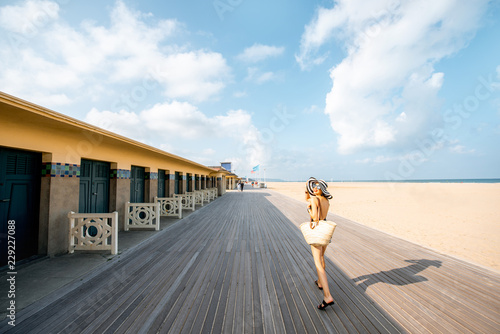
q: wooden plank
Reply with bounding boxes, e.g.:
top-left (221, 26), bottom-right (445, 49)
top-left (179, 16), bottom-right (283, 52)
top-left (158, 240), bottom-right (223, 333)
top-left (246, 210), bottom-right (263, 334)
top-left (13, 252), bottom-right (160, 334)
top-left (252, 208), bottom-right (286, 334)
top-left (163, 234), bottom-right (230, 333)
top-left (206, 239), bottom-right (238, 333)
top-left (2, 189), bottom-right (499, 334)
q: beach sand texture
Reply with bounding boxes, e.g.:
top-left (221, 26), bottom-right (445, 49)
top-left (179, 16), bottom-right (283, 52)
top-left (266, 182), bottom-right (500, 273)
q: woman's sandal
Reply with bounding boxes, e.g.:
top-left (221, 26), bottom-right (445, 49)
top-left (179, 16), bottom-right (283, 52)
top-left (318, 299), bottom-right (335, 310)
top-left (314, 280), bottom-right (323, 290)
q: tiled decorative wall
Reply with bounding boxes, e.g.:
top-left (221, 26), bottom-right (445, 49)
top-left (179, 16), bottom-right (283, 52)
top-left (111, 169), bottom-right (131, 179)
top-left (146, 172), bottom-right (158, 180)
top-left (42, 163), bottom-right (79, 177)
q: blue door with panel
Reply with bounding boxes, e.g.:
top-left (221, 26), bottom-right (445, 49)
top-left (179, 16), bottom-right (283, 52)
top-left (79, 159), bottom-right (110, 213)
top-left (130, 166), bottom-right (145, 203)
top-left (0, 148), bottom-right (41, 266)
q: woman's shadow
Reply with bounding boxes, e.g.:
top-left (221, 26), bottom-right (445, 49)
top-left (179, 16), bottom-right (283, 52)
top-left (352, 259), bottom-right (442, 291)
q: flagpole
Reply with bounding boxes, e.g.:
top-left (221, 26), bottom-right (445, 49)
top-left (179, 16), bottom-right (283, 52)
top-left (264, 168), bottom-right (266, 187)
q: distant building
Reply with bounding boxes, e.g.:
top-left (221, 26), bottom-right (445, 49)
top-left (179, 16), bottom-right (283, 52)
top-left (220, 162), bottom-right (232, 173)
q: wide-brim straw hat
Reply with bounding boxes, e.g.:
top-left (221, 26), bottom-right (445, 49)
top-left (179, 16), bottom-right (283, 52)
top-left (306, 177), bottom-right (332, 199)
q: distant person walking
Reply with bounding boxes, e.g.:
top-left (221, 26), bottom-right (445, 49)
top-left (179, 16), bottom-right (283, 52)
top-left (240, 181), bottom-right (244, 191)
top-left (304, 177), bottom-right (335, 310)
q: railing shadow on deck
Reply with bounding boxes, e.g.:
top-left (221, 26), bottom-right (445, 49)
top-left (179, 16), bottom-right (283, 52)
top-left (352, 259), bottom-right (443, 292)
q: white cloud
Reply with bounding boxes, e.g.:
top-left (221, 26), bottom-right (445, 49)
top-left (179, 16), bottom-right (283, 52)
top-left (85, 107), bottom-right (144, 141)
top-left (203, 148), bottom-right (216, 155)
top-left (298, 0), bottom-right (489, 154)
top-left (233, 91), bottom-right (247, 98)
top-left (154, 51), bottom-right (230, 102)
top-left (245, 67), bottom-right (279, 84)
top-left (356, 152), bottom-right (430, 165)
top-left (237, 43), bottom-right (285, 63)
top-left (0, 0), bottom-right (59, 35)
top-left (255, 71), bottom-right (276, 84)
top-left (356, 155), bottom-right (398, 164)
top-left (295, 6), bottom-right (341, 70)
top-left (0, 0), bottom-right (230, 105)
top-left (85, 102), bottom-right (270, 167)
top-left (449, 145), bottom-right (475, 154)
top-left (304, 105), bottom-right (320, 114)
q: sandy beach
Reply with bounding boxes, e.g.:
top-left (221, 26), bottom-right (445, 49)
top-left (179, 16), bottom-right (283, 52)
top-left (266, 181), bottom-right (500, 273)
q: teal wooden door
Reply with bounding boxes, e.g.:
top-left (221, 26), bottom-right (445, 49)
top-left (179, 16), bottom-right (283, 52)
top-left (130, 166), bottom-right (145, 203)
top-left (0, 148), bottom-right (41, 266)
top-left (186, 173), bottom-right (192, 192)
top-left (175, 172), bottom-right (180, 194)
top-left (79, 159), bottom-right (110, 213)
top-left (158, 170), bottom-right (165, 198)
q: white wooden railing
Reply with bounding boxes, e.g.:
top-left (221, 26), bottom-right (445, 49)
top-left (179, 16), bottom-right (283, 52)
top-left (174, 193), bottom-right (195, 211)
top-left (202, 189), bottom-right (211, 203)
top-left (125, 202), bottom-right (161, 231)
top-left (193, 190), bottom-right (204, 207)
top-left (154, 196), bottom-right (182, 219)
top-left (68, 211), bottom-right (118, 255)
top-left (209, 188), bottom-right (217, 200)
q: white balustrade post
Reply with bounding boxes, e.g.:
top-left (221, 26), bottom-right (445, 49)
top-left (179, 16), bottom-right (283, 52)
top-left (68, 211), bottom-right (75, 254)
top-left (178, 197), bottom-right (183, 219)
top-left (155, 202), bottom-right (160, 231)
top-left (125, 202), bottom-right (131, 231)
top-left (111, 211), bottom-right (118, 254)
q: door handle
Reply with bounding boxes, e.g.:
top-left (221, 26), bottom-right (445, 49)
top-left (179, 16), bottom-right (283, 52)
top-left (1, 199), bottom-right (10, 202)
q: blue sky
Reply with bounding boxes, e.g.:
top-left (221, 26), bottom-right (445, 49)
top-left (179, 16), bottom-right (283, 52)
top-left (1, 0), bottom-right (499, 181)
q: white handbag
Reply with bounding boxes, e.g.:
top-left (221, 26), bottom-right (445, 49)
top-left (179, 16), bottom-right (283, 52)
top-left (300, 220), bottom-right (337, 246)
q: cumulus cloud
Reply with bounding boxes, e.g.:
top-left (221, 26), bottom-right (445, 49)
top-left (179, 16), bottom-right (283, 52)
top-left (0, 0), bottom-right (230, 105)
top-left (154, 51), bottom-right (230, 102)
top-left (298, 0), bottom-right (489, 154)
top-left (0, 0), bottom-right (59, 35)
top-left (237, 43), bottom-right (285, 63)
top-left (85, 102), bottom-right (270, 167)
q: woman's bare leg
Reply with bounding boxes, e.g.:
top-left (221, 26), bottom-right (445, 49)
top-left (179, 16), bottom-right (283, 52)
top-left (311, 245), bottom-right (334, 304)
top-left (316, 246), bottom-right (327, 287)
top-left (321, 245), bottom-right (327, 269)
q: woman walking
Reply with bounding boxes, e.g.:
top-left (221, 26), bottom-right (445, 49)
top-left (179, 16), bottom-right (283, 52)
top-left (304, 177), bottom-right (335, 310)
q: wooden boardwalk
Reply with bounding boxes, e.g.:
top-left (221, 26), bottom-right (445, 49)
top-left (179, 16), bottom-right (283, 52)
top-left (2, 189), bottom-right (499, 333)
